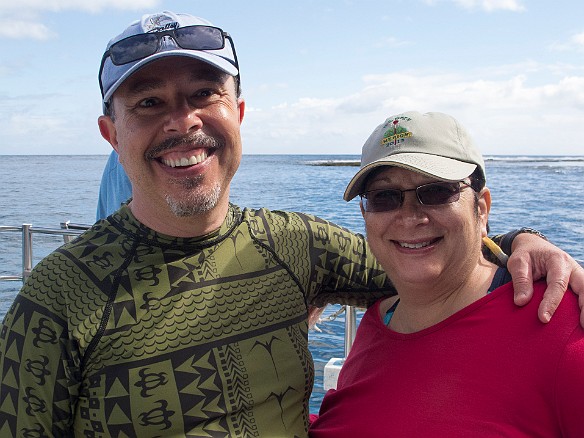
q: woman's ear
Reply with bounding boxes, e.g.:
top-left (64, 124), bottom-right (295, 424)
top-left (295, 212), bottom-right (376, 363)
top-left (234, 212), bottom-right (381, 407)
top-left (477, 187), bottom-right (491, 237)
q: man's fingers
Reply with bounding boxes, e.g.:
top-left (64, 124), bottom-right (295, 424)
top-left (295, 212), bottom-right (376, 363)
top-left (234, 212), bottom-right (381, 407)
top-left (537, 278), bottom-right (569, 323)
top-left (568, 262), bottom-right (584, 328)
top-left (568, 262), bottom-right (584, 296)
top-left (507, 252), bottom-right (534, 306)
top-left (506, 233), bottom-right (582, 325)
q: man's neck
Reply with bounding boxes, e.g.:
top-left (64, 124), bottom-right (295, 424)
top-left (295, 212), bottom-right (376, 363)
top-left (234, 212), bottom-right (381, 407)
top-left (128, 198), bottom-right (231, 238)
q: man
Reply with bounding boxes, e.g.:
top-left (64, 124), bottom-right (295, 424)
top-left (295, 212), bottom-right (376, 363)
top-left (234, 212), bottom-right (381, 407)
top-left (0, 11), bottom-right (582, 437)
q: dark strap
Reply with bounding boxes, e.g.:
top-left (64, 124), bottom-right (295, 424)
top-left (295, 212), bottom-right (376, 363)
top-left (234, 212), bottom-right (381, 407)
top-left (488, 267), bottom-right (512, 293)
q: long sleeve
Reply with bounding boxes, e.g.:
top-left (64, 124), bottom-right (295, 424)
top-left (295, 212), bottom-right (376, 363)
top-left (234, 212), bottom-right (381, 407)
top-left (0, 267), bottom-right (83, 436)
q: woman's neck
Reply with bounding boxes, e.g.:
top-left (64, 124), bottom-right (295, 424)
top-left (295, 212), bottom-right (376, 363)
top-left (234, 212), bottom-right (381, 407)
top-left (388, 259), bottom-right (499, 334)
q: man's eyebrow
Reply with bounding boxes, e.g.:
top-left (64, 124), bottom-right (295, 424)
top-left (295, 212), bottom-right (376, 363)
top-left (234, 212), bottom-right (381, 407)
top-left (127, 78), bottom-right (165, 95)
top-left (190, 68), bottom-right (230, 84)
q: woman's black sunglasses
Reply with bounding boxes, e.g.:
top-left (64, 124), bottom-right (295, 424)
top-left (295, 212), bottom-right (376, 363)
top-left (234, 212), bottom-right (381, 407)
top-left (360, 181), bottom-right (472, 213)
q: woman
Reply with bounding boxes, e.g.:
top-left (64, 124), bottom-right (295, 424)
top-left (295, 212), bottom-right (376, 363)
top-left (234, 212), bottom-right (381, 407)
top-left (310, 111), bottom-right (584, 437)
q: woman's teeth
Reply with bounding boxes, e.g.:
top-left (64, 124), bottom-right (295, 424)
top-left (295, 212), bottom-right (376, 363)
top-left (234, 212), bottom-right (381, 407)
top-left (399, 241), bottom-right (431, 249)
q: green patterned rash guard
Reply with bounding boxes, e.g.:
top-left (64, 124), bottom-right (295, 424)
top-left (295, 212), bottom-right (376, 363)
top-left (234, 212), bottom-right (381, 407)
top-left (0, 204), bottom-right (391, 437)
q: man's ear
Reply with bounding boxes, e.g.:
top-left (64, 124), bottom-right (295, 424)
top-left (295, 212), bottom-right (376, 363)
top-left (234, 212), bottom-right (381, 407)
top-left (98, 115), bottom-right (119, 153)
top-left (237, 98), bottom-right (245, 124)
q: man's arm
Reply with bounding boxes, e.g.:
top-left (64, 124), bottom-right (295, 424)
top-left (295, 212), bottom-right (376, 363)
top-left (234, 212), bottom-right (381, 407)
top-left (287, 212), bottom-right (584, 325)
top-left (0, 273), bottom-right (80, 434)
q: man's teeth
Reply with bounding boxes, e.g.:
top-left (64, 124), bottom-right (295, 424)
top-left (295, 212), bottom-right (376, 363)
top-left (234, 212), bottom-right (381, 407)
top-left (399, 241), bottom-right (431, 249)
top-left (162, 152), bottom-right (208, 168)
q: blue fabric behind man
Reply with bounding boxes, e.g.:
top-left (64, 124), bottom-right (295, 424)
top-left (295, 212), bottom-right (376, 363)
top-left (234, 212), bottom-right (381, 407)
top-left (96, 150), bottom-right (132, 221)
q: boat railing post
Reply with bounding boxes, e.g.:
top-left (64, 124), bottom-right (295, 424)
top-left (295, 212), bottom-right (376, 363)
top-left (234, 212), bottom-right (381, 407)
top-left (22, 224), bottom-right (33, 282)
top-left (61, 221), bottom-right (71, 244)
top-left (344, 305), bottom-right (357, 357)
top-left (324, 305), bottom-right (358, 390)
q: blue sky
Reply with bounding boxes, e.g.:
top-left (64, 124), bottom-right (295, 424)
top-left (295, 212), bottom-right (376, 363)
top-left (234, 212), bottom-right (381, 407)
top-left (1, 0), bottom-right (583, 155)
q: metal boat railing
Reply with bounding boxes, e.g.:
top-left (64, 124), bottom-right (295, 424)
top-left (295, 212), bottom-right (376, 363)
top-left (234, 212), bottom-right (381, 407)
top-left (344, 306), bottom-right (357, 356)
top-left (0, 222), bottom-right (89, 283)
top-left (321, 304), bottom-right (357, 390)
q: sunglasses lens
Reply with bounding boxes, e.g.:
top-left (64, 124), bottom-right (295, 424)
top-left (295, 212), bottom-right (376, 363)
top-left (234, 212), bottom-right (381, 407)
top-left (175, 26), bottom-right (225, 50)
top-left (417, 182), bottom-right (460, 205)
top-left (110, 34), bottom-right (158, 65)
top-left (109, 26), bottom-right (225, 66)
top-left (360, 182), bottom-right (466, 212)
top-left (362, 190), bottom-right (402, 212)
top-left (110, 34), bottom-right (159, 65)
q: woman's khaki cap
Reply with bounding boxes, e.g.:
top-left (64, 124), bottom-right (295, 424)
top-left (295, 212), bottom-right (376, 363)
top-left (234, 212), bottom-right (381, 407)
top-left (344, 111), bottom-right (486, 201)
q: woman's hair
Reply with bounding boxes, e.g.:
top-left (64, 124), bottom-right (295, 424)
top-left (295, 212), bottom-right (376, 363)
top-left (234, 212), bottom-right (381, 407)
top-left (467, 167), bottom-right (490, 234)
top-left (468, 167), bottom-right (486, 192)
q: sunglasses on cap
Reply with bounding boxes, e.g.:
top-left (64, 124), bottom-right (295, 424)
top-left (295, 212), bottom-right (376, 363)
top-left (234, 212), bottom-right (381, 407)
top-left (103, 25), bottom-right (237, 65)
top-left (99, 25), bottom-right (240, 96)
top-left (360, 180), bottom-right (472, 213)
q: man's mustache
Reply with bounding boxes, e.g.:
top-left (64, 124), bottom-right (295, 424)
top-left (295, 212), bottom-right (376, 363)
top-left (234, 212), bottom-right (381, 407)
top-left (146, 132), bottom-right (225, 160)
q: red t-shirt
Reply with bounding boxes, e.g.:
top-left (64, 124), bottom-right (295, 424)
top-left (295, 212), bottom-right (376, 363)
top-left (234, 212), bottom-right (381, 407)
top-left (310, 281), bottom-right (584, 437)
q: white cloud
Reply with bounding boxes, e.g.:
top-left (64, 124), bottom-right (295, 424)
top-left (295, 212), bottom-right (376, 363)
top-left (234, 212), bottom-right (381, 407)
top-left (242, 65), bottom-right (584, 155)
top-left (548, 30), bottom-right (584, 52)
top-left (0, 0), bottom-right (160, 40)
top-left (571, 32), bottom-right (584, 48)
top-left (0, 0), bottom-right (160, 14)
top-left (375, 36), bottom-right (412, 49)
top-left (458, 0), bottom-right (525, 11)
top-left (8, 113), bottom-right (66, 136)
top-left (0, 19), bottom-right (56, 40)
top-left (424, 0), bottom-right (525, 12)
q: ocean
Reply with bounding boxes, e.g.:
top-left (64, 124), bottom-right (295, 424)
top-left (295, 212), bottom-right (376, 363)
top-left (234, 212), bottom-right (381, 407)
top-left (1, 154), bottom-right (583, 413)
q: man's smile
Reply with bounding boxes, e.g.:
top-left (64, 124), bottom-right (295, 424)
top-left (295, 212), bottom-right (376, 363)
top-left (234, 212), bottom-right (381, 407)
top-left (160, 150), bottom-right (209, 168)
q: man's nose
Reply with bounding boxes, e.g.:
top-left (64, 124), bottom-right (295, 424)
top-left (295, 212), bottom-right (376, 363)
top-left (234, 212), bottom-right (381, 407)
top-left (164, 101), bottom-right (203, 134)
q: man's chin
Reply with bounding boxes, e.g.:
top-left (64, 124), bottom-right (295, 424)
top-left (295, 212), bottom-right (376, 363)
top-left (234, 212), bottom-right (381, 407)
top-left (164, 187), bottom-right (221, 217)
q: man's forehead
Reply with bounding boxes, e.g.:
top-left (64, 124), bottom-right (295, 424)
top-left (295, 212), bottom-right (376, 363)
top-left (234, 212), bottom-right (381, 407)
top-left (120, 57), bottom-right (230, 93)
